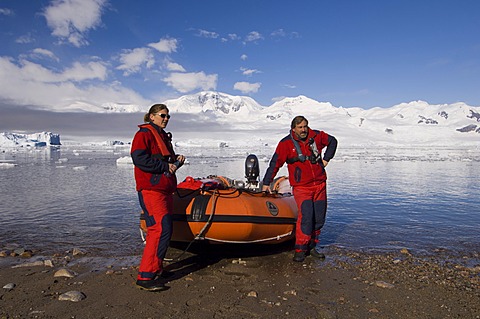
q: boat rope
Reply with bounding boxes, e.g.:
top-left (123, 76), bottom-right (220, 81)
top-left (202, 231), bottom-right (293, 244)
top-left (173, 189), bottom-right (219, 261)
top-left (195, 189), bottom-right (219, 240)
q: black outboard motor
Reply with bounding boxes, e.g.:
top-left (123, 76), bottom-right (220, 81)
top-left (245, 154), bottom-right (260, 187)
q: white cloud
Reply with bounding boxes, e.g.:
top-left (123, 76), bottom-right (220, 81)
top-left (62, 61), bottom-right (107, 81)
top-left (0, 8), bottom-right (14, 15)
top-left (0, 56), bottom-right (148, 111)
top-left (271, 28), bottom-right (300, 39)
top-left (117, 38), bottom-right (180, 76)
top-left (240, 54), bottom-right (248, 61)
top-left (271, 29), bottom-right (286, 37)
top-left (197, 29), bottom-right (219, 39)
top-left (15, 33), bottom-right (35, 44)
top-left (43, 0), bottom-right (107, 47)
top-left (166, 61), bottom-right (186, 72)
top-left (283, 84), bottom-right (296, 89)
top-left (31, 48), bottom-right (60, 62)
top-left (116, 47), bottom-right (155, 76)
top-left (7, 58), bottom-right (106, 83)
top-left (222, 33), bottom-right (240, 42)
top-left (240, 67), bottom-right (261, 76)
top-left (244, 31), bottom-right (263, 43)
top-left (228, 33), bottom-right (240, 41)
top-left (233, 81), bottom-right (261, 94)
top-left (148, 38), bottom-right (178, 53)
top-left (163, 72), bottom-right (217, 93)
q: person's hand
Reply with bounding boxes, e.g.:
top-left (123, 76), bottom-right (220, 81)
top-left (262, 184), bottom-right (271, 193)
top-left (168, 163), bottom-right (177, 174)
top-left (322, 160), bottom-right (329, 167)
top-left (176, 155), bottom-right (185, 164)
top-left (170, 155), bottom-right (185, 174)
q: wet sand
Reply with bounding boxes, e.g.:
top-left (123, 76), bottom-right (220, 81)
top-left (1, 243), bottom-right (479, 319)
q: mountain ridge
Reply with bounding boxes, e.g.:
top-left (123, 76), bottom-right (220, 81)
top-left (1, 91), bottom-right (479, 148)
top-left (162, 91), bottom-right (480, 147)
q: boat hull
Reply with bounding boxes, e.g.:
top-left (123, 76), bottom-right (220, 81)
top-left (171, 188), bottom-right (298, 244)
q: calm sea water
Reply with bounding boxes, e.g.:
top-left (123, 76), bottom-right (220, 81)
top-left (0, 146), bottom-right (479, 262)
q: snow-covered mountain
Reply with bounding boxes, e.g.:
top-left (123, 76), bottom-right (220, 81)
top-left (159, 91), bottom-right (480, 146)
top-left (163, 92), bottom-right (479, 131)
top-left (0, 132), bottom-right (61, 147)
top-left (101, 102), bottom-right (142, 113)
top-left (164, 91), bottom-right (264, 120)
top-left (263, 95), bottom-right (339, 121)
top-left (64, 90), bottom-right (479, 138)
top-left (37, 101), bottom-right (143, 113)
top-left (1, 91), bottom-right (479, 148)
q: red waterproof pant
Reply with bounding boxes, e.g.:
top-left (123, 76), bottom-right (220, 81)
top-left (137, 189), bottom-right (173, 281)
top-left (293, 182), bottom-right (327, 252)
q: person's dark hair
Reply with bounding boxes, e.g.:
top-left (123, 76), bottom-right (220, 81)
top-left (144, 104), bottom-right (169, 123)
top-left (291, 115), bottom-right (308, 129)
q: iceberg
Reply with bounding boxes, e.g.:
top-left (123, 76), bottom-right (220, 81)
top-left (0, 132), bottom-right (61, 148)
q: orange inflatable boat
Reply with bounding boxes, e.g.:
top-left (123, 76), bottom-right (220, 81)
top-left (140, 155), bottom-right (298, 244)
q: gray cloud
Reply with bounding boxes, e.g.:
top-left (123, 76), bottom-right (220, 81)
top-left (0, 102), bottom-right (225, 142)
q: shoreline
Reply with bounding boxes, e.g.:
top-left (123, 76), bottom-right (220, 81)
top-left (1, 244), bottom-right (479, 318)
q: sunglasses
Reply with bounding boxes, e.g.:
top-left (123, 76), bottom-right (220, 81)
top-left (155, 113), bottom-right (171, 119)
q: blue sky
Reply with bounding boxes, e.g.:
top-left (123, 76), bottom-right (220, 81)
top-left (0, 0), bottom-right (479, 112)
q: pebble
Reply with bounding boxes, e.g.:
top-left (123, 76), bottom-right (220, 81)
top-left (232, 258), bottom-right (247, 265)
top-left (3, 283), bottom-right (15, 291)
top-left (283, 289), bottom-right (297, 296)
top-left (72, 248), bottom-right (87, 256)
top-left (247, 291), bottom-right (258, 297)
top-left (58, 290), bottom-right (86, 302)
top-left (20, 250), bottom-right (33, 258)
top-left (13, 248), bottom-right (25, 255)
top-left (186, 298), bottom-right (200, 306)
top-left (54, 268), bottom-right (77, 278)
top-left (374, 280), bottom-right (395, 289)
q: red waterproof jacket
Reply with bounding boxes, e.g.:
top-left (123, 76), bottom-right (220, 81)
top-left (262, 128), bottom-right (337, 188)
top-left (131, 123), bottom-right (177, 193)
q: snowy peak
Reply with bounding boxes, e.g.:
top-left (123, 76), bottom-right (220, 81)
top-left (101, 102), bottom-right (141, 113)
top-left (196, 91), bottom-right (263, 115)
top-left (270, 95), bottom-right (333, 110)
top-left (164, 91), bottom-right (264, 119)
top-left (263, 95), bottom-right (336, 121)
top-left (382, 101), bottom-right (479, 126)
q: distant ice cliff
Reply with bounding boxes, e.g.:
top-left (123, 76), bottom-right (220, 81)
top-left (0, 132), bottom-right (61, 148)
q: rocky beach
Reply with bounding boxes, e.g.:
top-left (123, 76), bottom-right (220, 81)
top-left (1, 243), bottom-right (478, 319)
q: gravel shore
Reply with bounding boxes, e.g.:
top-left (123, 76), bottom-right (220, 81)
top-left (1, 243), bottom-right (479, 319)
